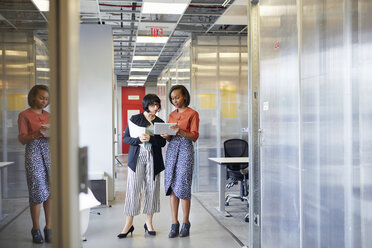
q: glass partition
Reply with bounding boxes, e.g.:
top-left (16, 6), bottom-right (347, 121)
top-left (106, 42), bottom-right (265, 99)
top-left (258, 0), bottom-right (372, 247)
top-left (158, 35), bottom-right (248, 192)
top-left (0, 1), bottom-right (49, 245)
top-left (192, 36), bottom-right (248, 192)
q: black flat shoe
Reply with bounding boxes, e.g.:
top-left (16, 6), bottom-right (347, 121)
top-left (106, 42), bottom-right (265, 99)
top-left (144, 223), bottom-right (156, 236)
top-left (179, 222), bottom-right (191, 237)
top-left (117, 225), bottom-right (134, 238)
top-left (44, 228), bottom-right (51, 243)
top-left (168, 221), bottom-right (180, 238)
top-left (31, 229), bottom-right (44, 244)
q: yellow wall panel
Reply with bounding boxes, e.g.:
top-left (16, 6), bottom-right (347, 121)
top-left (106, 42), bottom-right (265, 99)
top-left (199, 93), bottom-right (216, 109)
top-left (7, 93), bottom-right (27, 111)
top-left (222, 102), bottom-right (237, 118)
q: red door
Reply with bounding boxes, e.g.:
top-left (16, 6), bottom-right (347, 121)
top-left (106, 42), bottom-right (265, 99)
top-left (122, 87), bottom-right (146, 154)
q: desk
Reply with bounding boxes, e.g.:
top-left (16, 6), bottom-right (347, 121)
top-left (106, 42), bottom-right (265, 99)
top-left (208, 157), bottom-right (249, 216)
top-left (0, 162), bottom-right (14, 220)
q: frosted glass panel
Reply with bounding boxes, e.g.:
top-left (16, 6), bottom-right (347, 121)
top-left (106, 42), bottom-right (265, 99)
top-left (193, 36), bottom-right (248, 192)
top-left (258, 0), bottom-right (372, 247)
top-left (159, 36), bottom-right (248, 192)
top-left (259, 0), bottom-right (300, 247)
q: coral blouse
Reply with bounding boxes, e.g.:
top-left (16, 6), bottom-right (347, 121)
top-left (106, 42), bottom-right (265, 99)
top-left (18, 108), bottom-right (50, 145)
top-left (168, 107), bottom-right (199, 141)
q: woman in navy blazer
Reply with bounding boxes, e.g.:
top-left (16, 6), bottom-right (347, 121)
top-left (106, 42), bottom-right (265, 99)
top-left (118, 94), bottom-right (166, 238)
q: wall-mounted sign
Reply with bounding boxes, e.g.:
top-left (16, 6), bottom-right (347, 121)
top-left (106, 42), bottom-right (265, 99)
top-left (128, 95), bottom-right (140, 100)
top-left (151, 27), bottom-right (163, 37)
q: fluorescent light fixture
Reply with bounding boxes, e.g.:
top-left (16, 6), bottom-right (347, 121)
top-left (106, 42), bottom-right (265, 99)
top-left (0, 50), bottom-right (2, 55)
top-left (219, 53), bottom-right (239, 58)
top-left (6, 64), bottom-right (30, 69)
top-left (6, 50), bottom-right (28, 57)
top-left (36, 67), bottom-right (50, 72)
top-left (198, 53), bottom-right (217, 59)
top-left (133, 56), bottom-right (158, 61)
top-left (128, 81), bottom-right (145, 86)
top-left (31, 0), bottom-right (49, 12)
top-left (142, 2), bottom-right (188, 15)
top-left (129, 75), bottom-right (148, 80)
top-left (221, 0), bottom-right (232, 7)
top-left (37, 76), bottom-right (50, 80)
top-left (130, 68), bottom-right (152, 72)
top-left (136, 36), bottom-right (169, 44)
top-left (36, 55), bottom-right (48, 60)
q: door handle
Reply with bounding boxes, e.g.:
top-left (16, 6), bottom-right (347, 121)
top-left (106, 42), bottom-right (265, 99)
top-left (78, 146), bottom-right (88, 193)
top-left (258, 128), bottom-right (264, 146)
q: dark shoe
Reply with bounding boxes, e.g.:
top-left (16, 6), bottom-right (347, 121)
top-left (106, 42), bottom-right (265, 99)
top-left (144, 223), bottom-right (156, 236)
top-left (179, 222), bottom-right (191, 237)
top-left (31, 229), bottom-right (44, 244)
top-left (44, 228), bottom-right (51, 243)
top-left (117, 225), bottom-right (134, 238)
top-left (168, 221), bottom-right (180, 238)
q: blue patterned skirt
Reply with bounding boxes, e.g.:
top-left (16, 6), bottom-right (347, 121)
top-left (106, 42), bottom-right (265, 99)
top-left (164, 136), bottom-right (194, 200)
top-left (25, 138), bottom-right (51, 205)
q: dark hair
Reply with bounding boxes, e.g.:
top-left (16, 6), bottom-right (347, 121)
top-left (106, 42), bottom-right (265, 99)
top-left (142, 94), bottom-right (161, 112)
top-left (168, 85), bottom-right (190, 107)
top-left (28, 84), bottom-right (49, 107)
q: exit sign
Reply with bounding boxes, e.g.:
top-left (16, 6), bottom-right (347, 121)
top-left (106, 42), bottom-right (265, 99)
top-left (151, 28), bottom-right (163, 37)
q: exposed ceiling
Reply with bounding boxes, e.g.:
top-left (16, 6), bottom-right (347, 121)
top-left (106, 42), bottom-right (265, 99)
top-left (0, 0), bottom-right (247, 86)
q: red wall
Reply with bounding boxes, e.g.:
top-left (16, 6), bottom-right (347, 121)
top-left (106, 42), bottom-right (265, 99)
top-left (121, 87), bottom-right (146, 154)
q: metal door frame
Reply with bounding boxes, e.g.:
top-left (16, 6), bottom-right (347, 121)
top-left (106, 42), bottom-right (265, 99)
top-left (248, 1), bottom-right (261, 248)
top-left (50, 0), bottom-right (81, 247)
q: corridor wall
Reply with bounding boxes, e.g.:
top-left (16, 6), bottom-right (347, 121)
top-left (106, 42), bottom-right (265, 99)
top-left (257, 0), bottom-right (372, 247)
top-left (78, 25), bottom-right (114, 200)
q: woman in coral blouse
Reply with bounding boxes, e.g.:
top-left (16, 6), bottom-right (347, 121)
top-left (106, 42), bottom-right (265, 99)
top-left (161, 85), bottom-right (199, 238)
top-left (18, 85), bottom-right (51, 244)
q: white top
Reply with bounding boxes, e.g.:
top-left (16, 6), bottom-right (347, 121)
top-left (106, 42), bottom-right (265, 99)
top-left (0, 162), bottom-right (14, 168)
top-left (208, 157), bottom-right (249, 164)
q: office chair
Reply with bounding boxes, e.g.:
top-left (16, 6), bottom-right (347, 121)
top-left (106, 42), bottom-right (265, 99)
top-left (223, 139), bottom-right (249, 222)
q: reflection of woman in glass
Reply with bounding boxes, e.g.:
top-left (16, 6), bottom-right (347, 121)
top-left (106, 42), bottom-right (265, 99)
top-left (118, 94), bottom-right (166, 238)
top-left (18, 85), bottom-right (51, 244)
top-left (161, 85), bottom-right (199, 238)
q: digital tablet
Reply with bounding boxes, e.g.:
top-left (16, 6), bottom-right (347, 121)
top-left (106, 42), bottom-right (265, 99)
top-left (154, 123), bottom-right (177, 135)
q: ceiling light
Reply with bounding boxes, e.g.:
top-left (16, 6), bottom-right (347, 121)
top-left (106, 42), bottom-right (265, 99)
top-left (130, 68), bottom-right (152, 72)
top-left (36, 55), bottom-right (48, 60)
top-left (221, 0), bottom-right (232, 7)
top-left (142, 2), bottom-right (188, 15)
top-left (31, 0), bottom-right (49, 12)
top-left (6, 50), bottom-right (28, 56)
top-left (136, 36), bottom-right (169, 43)
top-left (129, 75), bottom-right (148, 80)
top-left (6, 64), bottom-right (30, 69)
top-left (36, 67), bottom-right (50, 72)
top-left (37, 76), bottom-right (50, 80)
top-left (128, 81), bottom-right (145, 86)
top-left (133, 56), bottom-right (158, 61)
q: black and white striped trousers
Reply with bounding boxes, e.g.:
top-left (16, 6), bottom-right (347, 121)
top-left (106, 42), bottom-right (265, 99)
top-left (124, 145), bottom-right (160, 216)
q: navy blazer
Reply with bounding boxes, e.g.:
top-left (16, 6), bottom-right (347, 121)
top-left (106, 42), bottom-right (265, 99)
top-left (123, 113), bottom-right (166, 179)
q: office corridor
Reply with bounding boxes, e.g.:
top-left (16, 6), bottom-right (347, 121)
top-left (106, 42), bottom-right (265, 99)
top-left (0, 164), bottom-right (243, 248)
top-left (80, 163), bottom-right (243, 248)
